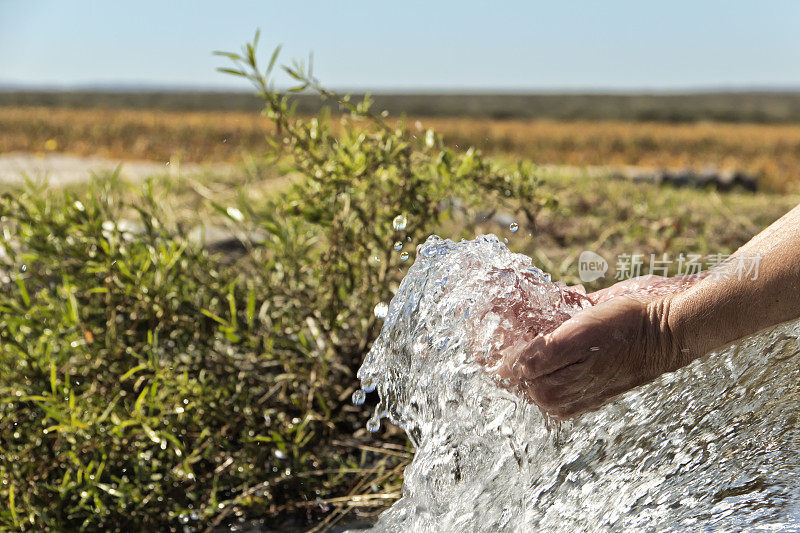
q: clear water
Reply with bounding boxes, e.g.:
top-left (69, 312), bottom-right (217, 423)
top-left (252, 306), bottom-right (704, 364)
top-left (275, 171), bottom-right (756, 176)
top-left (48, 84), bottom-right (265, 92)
top-left (356, 235), bottom-right (800, 532)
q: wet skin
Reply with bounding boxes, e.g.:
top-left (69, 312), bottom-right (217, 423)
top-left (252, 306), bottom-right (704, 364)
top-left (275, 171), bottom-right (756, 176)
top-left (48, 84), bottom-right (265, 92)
top-left (496, 203), bottom-right (800, 419)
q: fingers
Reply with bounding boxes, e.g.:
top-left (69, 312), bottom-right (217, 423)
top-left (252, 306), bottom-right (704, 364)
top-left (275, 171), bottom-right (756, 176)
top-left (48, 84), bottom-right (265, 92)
top-left (494, 292), bottom-right (653, 418)
top-left (529, 372), bottom-right (606, 419)
top-left (541, 395), bottom-right (605, 420)
top-left (516, 312), bottom-right (607, 379)
top-left (514, 335), bottom-right (574, 379)
top-left (492, 334), bottom-right (533, 379)
top-left (527, 361), bottom-right (592, 406)
top-left (539, 376), bottom-right (637, 419)
top-left (566, 283), bottom-right (587, 295)
top-left (531, 356), bottom-right (652, 419)
top-left (510, 298), bottom-right (644, 416)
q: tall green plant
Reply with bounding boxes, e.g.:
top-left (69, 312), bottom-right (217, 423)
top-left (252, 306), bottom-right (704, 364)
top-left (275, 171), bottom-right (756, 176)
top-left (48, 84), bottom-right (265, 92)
top-left (0, 35), bottom-right (551, 530)
top-left (216, 32), bottom-right (549, 358)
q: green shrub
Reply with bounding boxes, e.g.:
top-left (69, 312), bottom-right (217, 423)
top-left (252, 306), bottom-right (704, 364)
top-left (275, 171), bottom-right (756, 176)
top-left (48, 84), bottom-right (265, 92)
top-left (0, 34), bottom-right (547, 530)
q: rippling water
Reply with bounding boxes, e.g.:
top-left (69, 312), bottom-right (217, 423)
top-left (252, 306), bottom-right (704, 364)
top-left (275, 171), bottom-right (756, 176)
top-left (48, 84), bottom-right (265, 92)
top-left (355, 235), bottom-right (800, 532)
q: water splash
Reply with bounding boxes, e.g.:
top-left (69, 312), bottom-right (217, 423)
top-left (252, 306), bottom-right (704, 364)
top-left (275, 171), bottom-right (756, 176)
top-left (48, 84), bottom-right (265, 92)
top-left (393, 215), bottom-right (408, 231)
top-left (352, 389), bottom-right (366, 406)
top-left (355, 234), bottom-right (800, 531)
top-left (373, 302), bottom-right (389, 319)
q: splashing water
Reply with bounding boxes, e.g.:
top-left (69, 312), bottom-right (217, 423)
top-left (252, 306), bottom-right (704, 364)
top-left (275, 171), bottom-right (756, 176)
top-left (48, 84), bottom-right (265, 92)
top-left (355, 234), bottom-right (800, 531)
top-left (393, 215), bottom-right (408, 231)
top-left (373, 302), bottom-right (389, 319)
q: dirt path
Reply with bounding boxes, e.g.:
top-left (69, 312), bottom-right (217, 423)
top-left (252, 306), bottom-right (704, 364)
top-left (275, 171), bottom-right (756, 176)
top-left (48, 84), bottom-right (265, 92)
top-left (0, 152), bottom-right (229, 186)
top-left (0, 151), bottom-right (757, 194)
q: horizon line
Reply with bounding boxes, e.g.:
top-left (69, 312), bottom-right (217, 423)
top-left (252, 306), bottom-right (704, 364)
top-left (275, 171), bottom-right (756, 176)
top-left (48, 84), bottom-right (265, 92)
top-left (2, 82), bottom-right (800, 96)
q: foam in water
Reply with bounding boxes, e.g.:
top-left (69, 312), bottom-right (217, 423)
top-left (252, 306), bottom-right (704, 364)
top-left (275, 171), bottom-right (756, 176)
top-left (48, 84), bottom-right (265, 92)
top-left (355, 234), bottom-right (800, 532)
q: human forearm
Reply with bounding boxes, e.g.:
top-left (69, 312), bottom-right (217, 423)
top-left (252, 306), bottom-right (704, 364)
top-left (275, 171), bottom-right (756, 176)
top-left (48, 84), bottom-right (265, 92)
top-left (490, 203), bottom-right (800, 419)
top-left (669, 204), bottom-right (800, 361)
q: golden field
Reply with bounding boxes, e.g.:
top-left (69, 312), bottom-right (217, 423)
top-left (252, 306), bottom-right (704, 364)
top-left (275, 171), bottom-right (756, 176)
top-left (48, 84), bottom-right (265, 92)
top-left (2, 106), bottom-right (800, 191)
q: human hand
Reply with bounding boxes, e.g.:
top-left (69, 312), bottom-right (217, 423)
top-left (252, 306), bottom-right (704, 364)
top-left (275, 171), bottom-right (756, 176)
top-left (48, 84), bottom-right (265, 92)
top-left (494, 275), bottom-right (700, 419)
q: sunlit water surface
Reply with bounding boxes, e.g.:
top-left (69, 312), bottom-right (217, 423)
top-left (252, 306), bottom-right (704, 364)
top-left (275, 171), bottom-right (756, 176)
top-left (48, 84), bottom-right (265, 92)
top-left (355, 235), bottom-right (800, 532)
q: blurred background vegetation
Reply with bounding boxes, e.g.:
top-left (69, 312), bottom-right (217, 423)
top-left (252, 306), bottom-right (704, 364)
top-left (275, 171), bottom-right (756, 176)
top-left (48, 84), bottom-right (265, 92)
top-left (5, 90), bottom-right (800, 122)
top-left (3, 91), bottom-right (800, 193)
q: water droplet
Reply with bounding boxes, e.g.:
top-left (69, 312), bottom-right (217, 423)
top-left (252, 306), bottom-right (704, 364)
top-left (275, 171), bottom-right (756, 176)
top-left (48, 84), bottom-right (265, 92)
top-left (20, 265), bottom-right (26, 272)
top-left (394, 241), bottom-right (404, 251)
top-left (73, 200), bottom-right (85, 212)
top-left (400, 251), bottom-right (410, 261)
top-left (504, 238), bottom-right (509, 244)
top-left (374, 302), bottom-right (389, 318)
top-left (393, 215), bottom-right (408, 231)
top-left (352, 389), bottom-right (366, 405)
top-left (509, 222), bottom-right (519, 232)
top-left (274, 449), bottom-right (286, 460)
top-left (425, 129), bottom-right (435, 148)
top-left (226, 207), bottom-right (244, 222)
top-left (366, 417), bottom-right (381, 432)
top-left (165, 161), bottom-right (170, 166)
top-left (589, 346), bottom-right (600, 351)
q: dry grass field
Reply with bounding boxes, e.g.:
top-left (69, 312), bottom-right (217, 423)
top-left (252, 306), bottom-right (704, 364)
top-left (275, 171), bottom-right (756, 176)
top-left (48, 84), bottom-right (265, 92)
top-left (2, 106), bottom-right (800, 191)
top-left (0, 107), bottom-right (269, 163)
top-left (425, 117), bottom-right (800, 192)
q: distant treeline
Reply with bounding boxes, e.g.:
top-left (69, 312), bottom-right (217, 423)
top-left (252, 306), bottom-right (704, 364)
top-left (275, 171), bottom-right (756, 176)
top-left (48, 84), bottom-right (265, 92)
top-left (2, 90), bottom-right (800, 122)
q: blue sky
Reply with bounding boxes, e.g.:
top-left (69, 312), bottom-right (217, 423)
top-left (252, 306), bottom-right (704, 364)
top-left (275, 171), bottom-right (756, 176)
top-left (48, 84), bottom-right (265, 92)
top-left (1, 0), bottom-right (799, 91)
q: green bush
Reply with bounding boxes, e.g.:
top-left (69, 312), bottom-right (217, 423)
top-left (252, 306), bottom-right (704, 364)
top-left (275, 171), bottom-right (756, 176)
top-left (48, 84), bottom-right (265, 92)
top-left (0, 34), bottom-right (547, 530)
